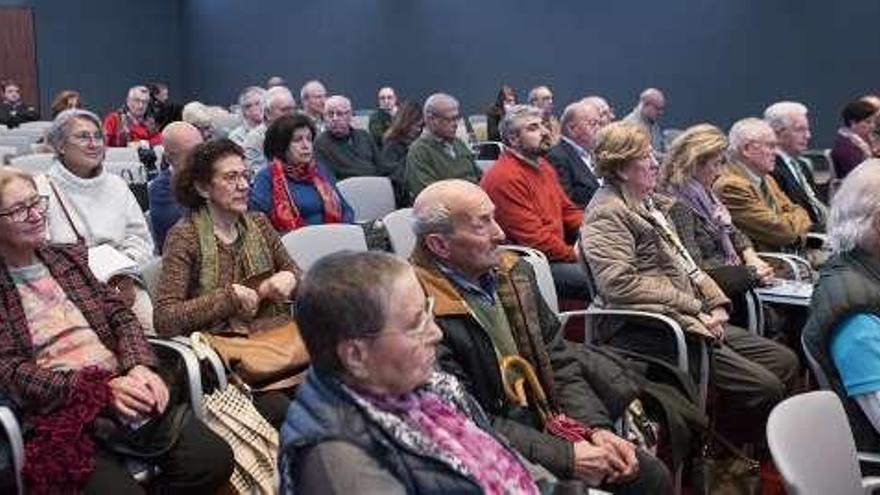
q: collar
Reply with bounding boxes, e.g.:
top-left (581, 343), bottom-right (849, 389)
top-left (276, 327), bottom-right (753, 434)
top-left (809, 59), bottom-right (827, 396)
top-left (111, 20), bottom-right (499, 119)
top-left (505, 148), bottom-right (541, 169)
top-left (425, 130), bottom-right (454, 146)
top-left (49, 159), bottom-right (107, 191)
top-left (436, 263), bottom-right (497, 307)
top-left (562, 136), bottom-right (590, 157)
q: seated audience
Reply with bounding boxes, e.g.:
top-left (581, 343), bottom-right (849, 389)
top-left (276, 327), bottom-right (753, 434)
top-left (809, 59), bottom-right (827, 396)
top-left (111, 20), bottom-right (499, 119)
top-left (0, 80), bottom-right (39, 129)
top-left (764, 101), bottom-right (827, 230)
top-left (714, 118), bottom-right (813, 253)
top-left (0, 166), bottom-right (233, 493)
top-left (831, 98), bottom-right (878, 179)
top-left (547, 99), bottom-right (603, 208)
top-left (661, 124), bottom-right (774, 320)
top-left (147, 82), bottom-right (182, 130)
top-left (486, 84), bottom-right (517, 142)
top-left (103, 85), bottom-right (161, 147)
top-left (155, 138), bottom-right (302, 425)
top-left (229, 86), bottom-right (266, 146)
top-left (368, 86), bottom-right (398, 146)
top-left (528, 85), bottom-right (561, 145)
top-left (583, 95), bottom-right (616, 127)
top-left (803, 161), bottom-right (880, 451)
top-left (181, 101), bottom-right (219, 141)
top-left (580, 122), bottom-right (798, 443)
top-left (405, 93), bottom-right (481, 199)
top-left (622, 88), bottom-right (666, 154)
top-left (314, 95), bottom-right (386, 179)
top-left (243, 85), bottom-right (297, 174)
top-left (39, 109), bottom-right (156, 333)
top-left (50, 89), bottom-right (81, 118)
top-left (411, 180), bottom-right (673, 493)
top-left (280, 250), bottom-right (546, 494)
top-left (481, 105), bottom-right (588, 299)
top-left (300, 79), bottom-right (328, 133)
top-left (149, 122), bottom-right (203, 252)
top-left (381, 100), bottom-right (423, 206)
top-left (249, 114), bottom-right (353, 232)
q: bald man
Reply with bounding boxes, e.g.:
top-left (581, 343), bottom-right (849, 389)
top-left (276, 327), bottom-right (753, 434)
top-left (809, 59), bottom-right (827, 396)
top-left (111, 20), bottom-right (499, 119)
top-left (547, 100), bottom-right (603, 207)
top-left (622, 88), bottom-right (666, 153)
top-left (148, 122), bottom-right (203, 251)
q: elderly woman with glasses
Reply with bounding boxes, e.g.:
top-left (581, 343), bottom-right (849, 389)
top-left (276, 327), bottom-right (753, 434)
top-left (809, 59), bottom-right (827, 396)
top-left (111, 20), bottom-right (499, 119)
top-left (0, 166), bottom-right (233, 493)
top-left (154, 138), bottom-right (303, 426)
top-left (579, 122), bottom-right (798, 444)
top-left (38, 108), bottom-right (156, 333)
top-left (280, 250), bottom-right (546, 494)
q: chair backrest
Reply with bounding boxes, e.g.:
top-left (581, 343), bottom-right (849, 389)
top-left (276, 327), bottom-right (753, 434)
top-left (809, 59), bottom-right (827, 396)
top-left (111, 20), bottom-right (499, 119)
top-left (336, 176), bottom-right (396, 223)
top-left (141, 257), bottom-right (163, 300)
top-left (281, 224), bottom-right (368, 271)
top-left (17, 121), bottom-right (52, 132)
top-left (104, 147), bottom-right (140, 162)
top-left (0, 146), bottom-right (16, 165)
top-left (4, 128), bottom-right (43, 142)
top-left (476, 160), bottom-right (495, 174)
top-left (0, 136), bottom-right (33, 154)
top-left (382, 208), bottom-right (416, 258)
top-left (9, 153), bottom-right (54, 175)
top-left (502, 244), bottom-right (559, 313)
top-left (801, 333), bottom-right (832, 390)
top-left (767, 391), bottom-right (864, 495)
top-left (472, 141), bottom-right (503, 160)
top-left (104, 161), bottom-right (147, 184)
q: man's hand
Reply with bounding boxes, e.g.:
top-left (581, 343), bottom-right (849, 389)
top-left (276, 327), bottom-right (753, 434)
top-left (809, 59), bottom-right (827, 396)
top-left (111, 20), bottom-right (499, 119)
top-left (257, 271), bottom-right (297, 303)
top-left (591, 429), bottom-right (639, 483)
top-left (572, 440), bottom-right (620, 485)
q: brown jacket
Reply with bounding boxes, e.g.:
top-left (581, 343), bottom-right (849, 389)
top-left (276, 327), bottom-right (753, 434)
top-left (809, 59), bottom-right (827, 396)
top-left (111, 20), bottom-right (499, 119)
top-left (713, 160), bottom-right (812, 252)
top-left (580, 184), bottom-right (729, 339)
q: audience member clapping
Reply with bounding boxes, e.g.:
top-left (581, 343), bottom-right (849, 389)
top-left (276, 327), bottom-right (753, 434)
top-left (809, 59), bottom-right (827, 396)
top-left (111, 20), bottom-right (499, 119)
top-left (103, 85), bottom-right (161, 147)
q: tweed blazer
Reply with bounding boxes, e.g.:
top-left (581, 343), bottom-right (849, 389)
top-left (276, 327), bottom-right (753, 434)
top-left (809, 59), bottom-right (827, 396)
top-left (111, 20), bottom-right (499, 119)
top-left (0, 243), bottom-right (157, 415)
top-left (713, 160), bottom-right (812, 252)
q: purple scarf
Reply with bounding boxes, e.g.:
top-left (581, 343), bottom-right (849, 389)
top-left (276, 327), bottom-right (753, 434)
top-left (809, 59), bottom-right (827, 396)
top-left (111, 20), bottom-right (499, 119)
top-left (671, 179), bottom-right (740, 266)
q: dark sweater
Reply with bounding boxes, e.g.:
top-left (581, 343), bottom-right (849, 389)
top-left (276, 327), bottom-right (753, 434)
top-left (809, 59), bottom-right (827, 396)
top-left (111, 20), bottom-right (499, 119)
top-left (314, 128), bottom-right (385, 179)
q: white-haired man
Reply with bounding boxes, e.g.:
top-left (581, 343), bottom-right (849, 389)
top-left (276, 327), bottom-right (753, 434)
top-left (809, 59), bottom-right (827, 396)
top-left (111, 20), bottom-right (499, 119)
top-left (714, 118), bottom-right (812, 252)
top-left (582, 95), bottom-right (616, 127)
top-left (528, 85), bottom-right (561, 145)
top-left (242, 85), bottom-right (296, 174)
top-left (300, 80), bottom-right (328, 133)
top-left (764, 101), bottom-right (827, 230)
top-left (622, 88), bottom-right (665, 153)
top-left (404, 93), bottom-right (481, 200)
top-left (103, 85), bottom-right (161, 147)
top-left (547, 100), bottom-right (603, 208)
top-left (314, 95), bottom-right (385, 179)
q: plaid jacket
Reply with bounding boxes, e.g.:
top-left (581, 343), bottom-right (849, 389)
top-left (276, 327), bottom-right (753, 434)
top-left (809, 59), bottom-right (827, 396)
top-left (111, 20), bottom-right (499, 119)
top-left (0, 243), bottom-right (157, 415)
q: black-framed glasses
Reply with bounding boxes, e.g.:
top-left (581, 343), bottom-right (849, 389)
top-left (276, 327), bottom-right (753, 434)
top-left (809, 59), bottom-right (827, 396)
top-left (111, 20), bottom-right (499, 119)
top-left (359, 297), bottom-right (436, 342)
top-left (0, 196), bottom-right (49, 223)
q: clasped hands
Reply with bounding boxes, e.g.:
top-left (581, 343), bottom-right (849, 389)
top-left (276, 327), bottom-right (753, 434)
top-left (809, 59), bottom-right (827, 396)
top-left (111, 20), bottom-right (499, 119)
top-left (108, 364), bottom-right (169, 424)
top-left (231, 270), bottom-right (297, 319)
top-left (572, 428), bottom-right (639, 485)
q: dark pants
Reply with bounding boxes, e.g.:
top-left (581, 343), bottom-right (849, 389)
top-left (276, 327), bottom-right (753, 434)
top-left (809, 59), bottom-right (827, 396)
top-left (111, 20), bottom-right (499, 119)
top-left (608, 449), bottom-right (674, 494)
top-left (254, 388), bottom-right (296, 429)
top-left (605, 323), bottom-right (799, 443)
top-left (84, 416), bottom-right (233, 494)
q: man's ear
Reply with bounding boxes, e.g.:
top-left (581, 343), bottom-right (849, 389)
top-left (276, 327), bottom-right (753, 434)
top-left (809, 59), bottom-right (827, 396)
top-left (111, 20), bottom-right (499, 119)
top-left (424, 233), bottom-right (452, 260)
top-left (336, 339), bottom-right (371, 381)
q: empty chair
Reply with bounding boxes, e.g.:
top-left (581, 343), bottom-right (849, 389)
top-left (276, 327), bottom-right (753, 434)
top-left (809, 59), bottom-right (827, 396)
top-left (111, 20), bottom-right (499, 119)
top-left (4, 128), bottom-right (43, 142)
top-left (9, 153), bottom-right (54, 175)
top-left (104, 146), bottom-right (140, 162)
top-left (17, 121), bottom-right (52, 132)
top-left (0, 137), bottom-right (33, 155)
top-left (281, 223), bottom-right (368, 271)
top-left (767, 391), bottom-right (880, 495)
top-left (0, 146), bottom-right (19, 165)
top-left (336, 176), bottom-right (395, 223)
top-left (382, 208), bottom-right (415, 258)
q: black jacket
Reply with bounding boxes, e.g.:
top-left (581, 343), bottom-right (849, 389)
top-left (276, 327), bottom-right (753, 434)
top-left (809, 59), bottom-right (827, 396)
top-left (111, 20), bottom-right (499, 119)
top-left (546, 139), bottom-right (600, 209)
top-left (770, 154), bottom-right (825, 229)
top-left (0, 102), bottom-right (39, 128)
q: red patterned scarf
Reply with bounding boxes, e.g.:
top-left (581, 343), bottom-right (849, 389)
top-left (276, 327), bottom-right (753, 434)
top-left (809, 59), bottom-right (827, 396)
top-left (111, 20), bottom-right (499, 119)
top-left (269, 158), bottom-right (343, 232)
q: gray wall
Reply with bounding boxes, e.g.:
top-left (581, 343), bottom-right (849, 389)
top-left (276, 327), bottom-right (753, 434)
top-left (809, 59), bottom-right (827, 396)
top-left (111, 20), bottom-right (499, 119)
top-left (0, 0), bottom-right (182, 118)
top-left (180, 0), bottom-right (880, 147)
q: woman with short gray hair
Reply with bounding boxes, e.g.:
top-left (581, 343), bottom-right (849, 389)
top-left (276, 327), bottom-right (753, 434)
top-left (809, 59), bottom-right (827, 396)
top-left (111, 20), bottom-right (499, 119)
top-left (803, 160), bottom-right (880, 451)
top-left (38, 108), bottom-right (156, 333)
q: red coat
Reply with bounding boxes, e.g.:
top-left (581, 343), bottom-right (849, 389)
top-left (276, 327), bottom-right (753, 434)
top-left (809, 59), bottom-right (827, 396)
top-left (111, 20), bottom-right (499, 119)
top-left (102, 110), bottom-right (161, 147)
top-left (480, 151), bottom-right (583, 262)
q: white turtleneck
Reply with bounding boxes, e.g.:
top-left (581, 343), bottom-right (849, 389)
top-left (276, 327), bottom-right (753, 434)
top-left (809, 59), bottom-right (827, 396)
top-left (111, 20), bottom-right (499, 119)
top-left (41, 160), bottom-right (154, 268)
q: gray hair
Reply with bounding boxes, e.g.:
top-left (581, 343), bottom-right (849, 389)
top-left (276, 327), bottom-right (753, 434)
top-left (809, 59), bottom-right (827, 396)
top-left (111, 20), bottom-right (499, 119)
top-left (423, 93), bottom-right (457, 118)
top-left (499, 104), bottom-right (543, 146)
top-left (560, 100), bottom-right (598, 137)
top-left (300, 80), bottom-right (326, 102)
top-left (764, 101), bottom-right (808, 133)
top-left (47, 108), bottom-right (103, 153)
top-left (237, 86), bottom-right (266, 107)
top-left (728, 117), bottom-right (773, 154)
top-left (528, 86), bottom-right (551, 104)
top-left (127, 85), bottom-right (149, 100)
top-left (324, 94), bottom-right (352, 110)
top-left (261, 86), bottom-right (294, 118)
top-left (828, 159), bottom-right (880, 253)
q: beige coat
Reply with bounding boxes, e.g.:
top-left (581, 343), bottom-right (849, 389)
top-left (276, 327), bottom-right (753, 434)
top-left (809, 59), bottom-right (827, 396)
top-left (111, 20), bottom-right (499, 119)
top-left (580, 184), bottom-right (729, 339)
top-left (713, 160), bottom-right (812, 252)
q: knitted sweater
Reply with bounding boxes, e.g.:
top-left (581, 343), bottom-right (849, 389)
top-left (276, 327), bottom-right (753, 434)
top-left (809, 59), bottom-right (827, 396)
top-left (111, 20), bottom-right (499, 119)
top-left (40, 160), bottom-right (154, 267)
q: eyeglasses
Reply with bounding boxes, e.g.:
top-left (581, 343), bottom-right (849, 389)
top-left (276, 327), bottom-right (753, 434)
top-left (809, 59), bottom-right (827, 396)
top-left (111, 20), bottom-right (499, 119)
top-left (325, 110), bottom-right (352, 119)
top-left (360, 297), bottom-right (436, 342)
top-left (217, 170), bottom-right (251, 186)
top-left (69, 131), bottom-right (104, 145)
top-left (0, 196), bottom-right (49, 223)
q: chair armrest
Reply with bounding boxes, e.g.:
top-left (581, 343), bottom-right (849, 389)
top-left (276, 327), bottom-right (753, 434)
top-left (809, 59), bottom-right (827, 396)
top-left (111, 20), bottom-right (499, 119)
top-left (149, 338), bottom-right (205, 421)
top-left (744, 289), bottom-right (764, 336)
top-left (171, 336), bottom-right (228, 391)
top-left (862, 476), bottom-right (880, 492)
top-left (757, 252), bottom-right (813, 281)
top-left (585, 306), bottom-right (688, 373)
top-left (858, 452), bottom-right (880, 465)
top-left (0, 406), bottom-right (24, 495)
top-left (806, 232), bottom-right (828, 249)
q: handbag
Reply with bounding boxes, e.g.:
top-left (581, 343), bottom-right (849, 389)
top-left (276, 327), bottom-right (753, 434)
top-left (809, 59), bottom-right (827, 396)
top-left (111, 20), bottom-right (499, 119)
top-left (190, 333), bottom-right (280, 495)
top-left (203, 317), bottom-right (310, 389)
top-left (691, 429), bottom-right (762, 495)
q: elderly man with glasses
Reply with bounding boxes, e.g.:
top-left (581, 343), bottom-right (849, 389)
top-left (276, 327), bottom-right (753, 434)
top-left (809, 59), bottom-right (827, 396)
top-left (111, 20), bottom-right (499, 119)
top-left (314, 95), bottom-right (387, 180)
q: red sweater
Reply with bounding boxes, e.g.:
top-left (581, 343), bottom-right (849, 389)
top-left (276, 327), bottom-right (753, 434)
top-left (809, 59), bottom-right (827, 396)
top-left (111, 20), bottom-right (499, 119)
top-left (481, 151), bottom-right (583, 262)
top-left (102, 110), bottom-right (161, 147)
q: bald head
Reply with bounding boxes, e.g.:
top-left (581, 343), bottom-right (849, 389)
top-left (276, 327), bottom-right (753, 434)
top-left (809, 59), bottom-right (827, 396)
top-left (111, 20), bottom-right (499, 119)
top-left (161, 121), bottom-right (203, 169)
top-left (561, 100), bottom-right (602, 149)
top-left (638, 88), bottom-right (665, 122)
